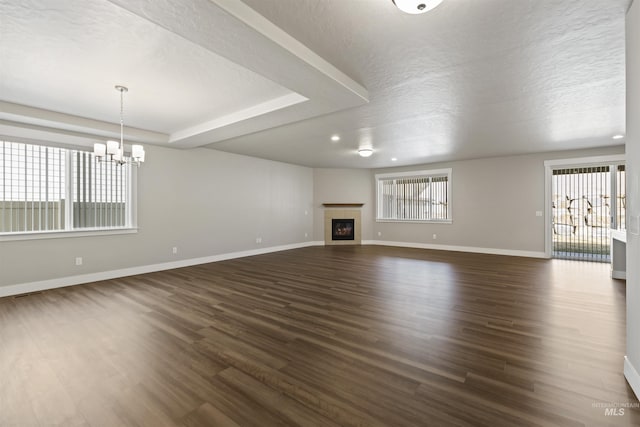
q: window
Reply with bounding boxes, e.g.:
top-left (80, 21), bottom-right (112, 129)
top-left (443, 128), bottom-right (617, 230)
top-left (376, 169), bottom-right (451, 222)
top-left (1, 140), bottom-right (135, 236)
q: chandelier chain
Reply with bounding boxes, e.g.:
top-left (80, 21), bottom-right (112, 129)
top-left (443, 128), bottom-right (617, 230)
top-left (116, 85), bottom-right (128, 152)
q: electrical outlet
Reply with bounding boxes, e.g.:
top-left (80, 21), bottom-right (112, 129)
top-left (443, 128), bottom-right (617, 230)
top-left (75, 257), bottom-right (83, 266)
top-left (256, 237), bottom-right (262, 244)
top-left (536, 211), bottom-right (543, 217)
top-left (172, 247), bottom-right (178, 254)
top-left (432, 234), bottom-right (437, 240)
top-left (304, 232), bottom-right (308, 238)
top-left (304, 210), bottom-right (308, 216)
top-left (377, 231), bottom-right (382, 237)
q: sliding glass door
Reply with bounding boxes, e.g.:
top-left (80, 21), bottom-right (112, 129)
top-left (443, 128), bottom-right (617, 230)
top-left (551, 163), bottom-right (625, 262)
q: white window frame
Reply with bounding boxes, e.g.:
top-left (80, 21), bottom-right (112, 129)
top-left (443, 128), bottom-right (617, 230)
top-left (543, 154), bottom-right (625, 258)
top-left (0, 140), bottom-right (138, 241)
top-left (375, 168), bottom-right (452, 223)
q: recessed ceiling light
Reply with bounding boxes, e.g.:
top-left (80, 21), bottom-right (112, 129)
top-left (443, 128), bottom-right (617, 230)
top-left (358, 148), bottom-right (373, 158)
top-left (391, 157), bottom-right (398, 161)
top-left (612, 134), bottom-right (624, 140)
top-left (392, 0), bottom-right (443, 14)
top-left (331, 135), bottom-right (340, 142)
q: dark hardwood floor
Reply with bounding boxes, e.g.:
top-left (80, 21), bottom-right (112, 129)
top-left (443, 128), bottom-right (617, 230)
top-left (1, 245), bottom-right (638, 426)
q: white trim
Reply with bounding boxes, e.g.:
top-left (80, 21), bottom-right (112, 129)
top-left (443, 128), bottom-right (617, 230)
top-left (374, 168), bottom-right (452, 180)
top-left (0, 228), bottom-right (138, 242)
top-left (128, 159), bottom-right (137, 228)
top-left (612, 270), bottom-right (627, 280)
top-left (312, 240), bottom-right (379, 246)
top-left (544, 154), bottom-right (626, 258)
top-left (211, 0), bottom-right (368, 102)
top-left (543, 154), bottom-right (625, 167)
top-left (0, 240), bottom-right (553, 298)
top-left (624, 356), bottom-right (640, 400)
top-left (375, 168), bottom-right (453, 222)
top-left (544, 163), bottom-right (552, 258)
top-left (0, 241), bottom-right (316, 298)
top-left (169, 93), bottom-right (308, 142)
top-left (0, 102), bottom-right (168, 145)
top-left (365, 240), bottom-right (548, 258)
top-left (64, 149), bottom-right (73, 230)
top-left (1, 140), bottom-right (138, 239)
top-left (375, 219), bottom-right (453, 224)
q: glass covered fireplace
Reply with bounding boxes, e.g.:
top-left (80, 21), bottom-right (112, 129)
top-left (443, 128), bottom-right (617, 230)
top-left (332, 218), bottom-right (355, 241)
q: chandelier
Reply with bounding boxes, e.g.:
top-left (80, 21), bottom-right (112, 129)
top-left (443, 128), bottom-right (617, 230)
top-left (93, 85), bottom-right (145, 166)
top-left (392, 0), bottom-right (443, 14)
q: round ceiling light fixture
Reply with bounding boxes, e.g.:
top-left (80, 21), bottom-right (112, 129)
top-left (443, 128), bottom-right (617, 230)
top-left (358, 148), bottom-right (374, 158)
top-left (392, 0), bottom-right (443, 14)
top-left (612, 134), bottom-right (625, 140)
top-left (331, 135), bottom-right (341, 142)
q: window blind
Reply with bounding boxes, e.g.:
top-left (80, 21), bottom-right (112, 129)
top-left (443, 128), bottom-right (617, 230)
top-left (376, 170), bottom-right (451, 221)
top-left (1, 140), bottom-right (133, 235)
top-left (0, 141), bottom-right (66, 232)
top-left (73, 151), bottom-right (128, 229)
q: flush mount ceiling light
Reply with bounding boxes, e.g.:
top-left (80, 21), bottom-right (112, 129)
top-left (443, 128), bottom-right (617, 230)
top-left (331, 135), bottom-right (341, 142)
top-left (94, 85), bottom-right (145, 166)
top-left (392, 0), bottom-right (443, 14)
top-left (358, 148), bottom-right (373, 158)
top-left (612, 134), bottom-right (625, 140)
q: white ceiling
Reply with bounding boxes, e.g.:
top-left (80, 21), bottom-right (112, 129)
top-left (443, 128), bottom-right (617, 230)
top-left (0, 0), bottom-right (630, 168)
top-left (1, 0), bottom-right (295, 134)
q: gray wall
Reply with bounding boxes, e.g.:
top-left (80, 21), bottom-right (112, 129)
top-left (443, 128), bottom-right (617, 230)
top-left (312, 147), bottom-right (624, 254)
top-left (371, 147), bottom-right (624, 253)
top-left (0, 145), bottom-right (314, 288)
top-left (1, 141), bottom-right (625, 290)
top-left (626, 0), bottom-right (640, 396)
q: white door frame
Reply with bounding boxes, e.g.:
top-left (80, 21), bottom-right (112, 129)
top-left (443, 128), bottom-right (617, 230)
top-left (543, 154), bottom-right (626, 258)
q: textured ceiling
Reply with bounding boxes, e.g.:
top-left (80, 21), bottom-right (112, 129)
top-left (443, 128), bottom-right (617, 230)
top-left (0, 0), bottom-right (367, 149)
top-left (214, 0), bottom-right (630, 167)
top-left (0, 0), bottom-right (293, 134)
top-left (0, 0), bottom-right (631, 168)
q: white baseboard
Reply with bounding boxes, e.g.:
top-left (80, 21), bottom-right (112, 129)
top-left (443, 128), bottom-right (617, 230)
top-left (0, 241), bottom-right (317, 298)
top-left (624, 356), bottom-right (640, 400)
top-left (365, 240), bottom-right (548, 259)
top-left (0, 240), bottom-right (549, 298)
top-left (312, 240), bottom-right (377, 246)
top-left (612, 270), bottom-right (627, 280)
top-left (308, 239), bottom-right (546, 258)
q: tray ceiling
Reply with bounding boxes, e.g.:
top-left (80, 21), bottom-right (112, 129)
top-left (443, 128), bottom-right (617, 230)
top-left (0, 0), bottom-right (630, 168)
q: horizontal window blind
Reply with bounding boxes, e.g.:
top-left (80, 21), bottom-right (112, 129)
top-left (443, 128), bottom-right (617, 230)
top-left (376, 169), bottom-right (451, 221)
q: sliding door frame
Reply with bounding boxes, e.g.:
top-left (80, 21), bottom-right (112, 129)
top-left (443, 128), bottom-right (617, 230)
top-left (544, 154), bottom-right (626, 259)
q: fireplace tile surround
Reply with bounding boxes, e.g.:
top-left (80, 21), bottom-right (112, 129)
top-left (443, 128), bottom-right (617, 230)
top-left (323, 203), bottom-right (363, 246)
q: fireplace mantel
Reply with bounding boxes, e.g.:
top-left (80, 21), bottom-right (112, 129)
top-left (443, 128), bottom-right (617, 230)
top-left (322, 203), bottom-right (364, 208)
